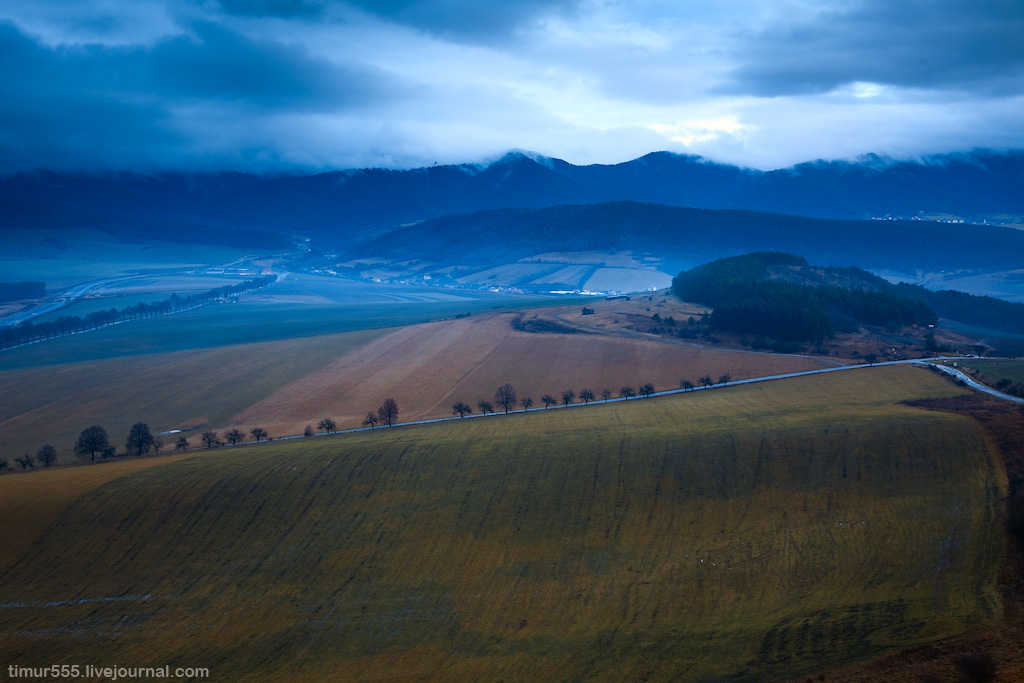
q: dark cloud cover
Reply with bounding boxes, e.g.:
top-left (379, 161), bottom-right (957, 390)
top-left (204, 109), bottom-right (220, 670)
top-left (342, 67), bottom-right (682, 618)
top-left (341, 0), bottom-right (580, 41)
top-left (0, 0), bottom-right (1021, 173)
top-left (0, 18), bottom-right (402, 172)
top-left (724, 0), bottom-right (1024, 95)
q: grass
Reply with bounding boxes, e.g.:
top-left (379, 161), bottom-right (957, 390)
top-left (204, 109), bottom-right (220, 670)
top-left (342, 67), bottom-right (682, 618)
top-left (0, 328), bottom-right (389, 461)
top-left (0, 367), bottom-right (1003, 681)
top-left (959, 359), bottom-right (1024, 385)
top-left (0, 310), bottom-right (832, 461)
top-left (0, 293), bottom-right (572, 370)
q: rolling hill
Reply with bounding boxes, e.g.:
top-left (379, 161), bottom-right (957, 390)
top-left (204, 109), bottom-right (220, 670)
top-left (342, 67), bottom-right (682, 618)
top-left (342, 201), bottom-right (1024, 279)
top-left (0, 367), bottom-right (1003, 681)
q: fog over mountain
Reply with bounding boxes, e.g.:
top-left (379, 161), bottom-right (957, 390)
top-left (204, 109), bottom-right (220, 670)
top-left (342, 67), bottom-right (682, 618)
top-left (2, 149), bottom-right (1022, 246)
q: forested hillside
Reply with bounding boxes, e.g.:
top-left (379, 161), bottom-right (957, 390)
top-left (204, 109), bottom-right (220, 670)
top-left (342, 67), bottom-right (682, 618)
top-left (672, 253), bottom-right (1024, 341)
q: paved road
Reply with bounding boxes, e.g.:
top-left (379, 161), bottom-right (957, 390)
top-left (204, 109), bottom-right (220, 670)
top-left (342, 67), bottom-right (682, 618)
top-left (213, 355), bottom-right (1022, 451)
top-left (0, 275), bottom-right (147, 327)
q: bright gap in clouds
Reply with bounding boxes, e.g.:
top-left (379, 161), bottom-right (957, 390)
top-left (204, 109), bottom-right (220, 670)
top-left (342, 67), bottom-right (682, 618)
top-left (0, 0), bottom-right (1021, 173)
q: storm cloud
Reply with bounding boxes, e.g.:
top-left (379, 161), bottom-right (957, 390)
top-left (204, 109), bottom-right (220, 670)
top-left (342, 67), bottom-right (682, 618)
top-left (723, 0), bottom-right (1024, 96)
top-left (0, 0), bottom-right (1020, 173)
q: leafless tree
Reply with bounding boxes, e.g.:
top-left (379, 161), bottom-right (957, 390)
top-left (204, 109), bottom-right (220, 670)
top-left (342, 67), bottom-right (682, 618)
top-left (175, 436), bottom-right (189, 451)
top-left (224, 428), bottom-right (245, 445)
top-left (363, 412), bottom-right (378, 429)
top-left (541, 394), bottom-right (557, 409)
top-left (304, 424), bottom-right (315, 437)
top-left (601, 389), bottom-right (612, 401)
top-left (250, 427), bottom-right (268, 442)
top-left (75, 425), bottom-right (111, 461)
top-left (561, 389), bottom-right (576, 406)
top-left (125, 422), bottom-right (155, 456)
top-left (36, 444), bottom-right (57, 467)
top-left (718, 374), bottom-right (731, 386)
top-left (619, 386), bottom-right (635, 399)
top-left (318, 417), bottom-right (337, 434)
top-left (520, 396), bottom-right (534, 411)
top-left (15, 454), bottom-right (34, 470)
top-left (579, 388), bottom-right (595, 404)
top-left (452, 401), bottom-right (472, 418)
top-left (495, 383), bottom-right (517, 413)
top-left (477, 400), bottom-right (495, 415)
top-left (378, 398), bottom-right (399, 427)
top-left (201, 431), bottom-right (220, 448)
top-left (639, 383), bottom-right (656, 398)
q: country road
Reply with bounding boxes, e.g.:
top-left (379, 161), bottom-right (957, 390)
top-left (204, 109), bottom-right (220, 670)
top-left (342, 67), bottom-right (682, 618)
top-left (213, 354), bottom-right (1023, 451)
top-left (0, 276), bottom-right (149, 327)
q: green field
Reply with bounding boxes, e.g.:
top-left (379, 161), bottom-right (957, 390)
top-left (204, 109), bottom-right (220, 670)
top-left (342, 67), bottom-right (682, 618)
top-left (0, 291), bottom-right (574, 370)
top-left (960, 359), bottom-right (1024, 385)
top-left (0, 367), bottom-right (1003, 681)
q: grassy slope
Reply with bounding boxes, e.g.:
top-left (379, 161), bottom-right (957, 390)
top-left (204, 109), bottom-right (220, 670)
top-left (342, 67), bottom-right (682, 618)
top-left (960, 359), bottom-right (1024, 385)
top-left (0, 367), bottom-right (1004, 681)
top-left (0, 329), bottom-right (388, 461)
top-left (0, 311), bottom-right (830, 461)
top-left (0, 293), bottom-right (564, 369)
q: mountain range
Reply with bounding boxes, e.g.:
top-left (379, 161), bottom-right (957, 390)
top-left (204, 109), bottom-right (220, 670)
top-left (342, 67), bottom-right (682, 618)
top-left (1, 149), bottom-right (1022, 249)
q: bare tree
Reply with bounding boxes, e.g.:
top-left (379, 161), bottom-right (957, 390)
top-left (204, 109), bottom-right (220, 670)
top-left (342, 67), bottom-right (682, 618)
top-left (152, 436), bottom-right (164, 454)
top-left (378, 398), bottom-right (399, 427)
top-left (36, 444), bottom-right (57, 467)
top-left (639, 383), bottom-right (656, 398)
top-left (75, 425), bottom-right (111, 462)
top-left (304, 424), bottom-right (315, 437)
top-left (126, 422), bottom-right (155, 456)
top-left (363, 412), bottom-right (378, 429)
top-left (718, 374), bottom-right (731, 386)
top-left (201, 431), bottom-right (220, 448)
top-left (477, 400), bottom-right (495, 415)
top-left (175, 436), bottom-right (189, 451)
top-left (0, 458), bottom-right (9, 472)
top-left (452, 401), bottom-right (472, 418)
top-left (681, 379), bottom-right (695, 392)
top-left (494, 383), bottom-right (518, 413)
top-left (619, 386), bottom-right (636, 399)
top-left (224, 428), bottom-right (245, 445)
top-left (541, 394), bottom-right (557, 409)
top-left (15, 454), bottom-right (34, 470)
top-left (579, 388), bottom-right (595, 405)
top-left (699, 375), bottom-right (714, 388)
top-left (318, 417), bottom-right (338, 434)
top-left (561, 389), bottom-right (576, 406)
top-left (601, 389), bottom-right (612, 402)
top-left (520, 396), bottom-right (534, 411)
top-left (250, 427), bottom-right (268, 442)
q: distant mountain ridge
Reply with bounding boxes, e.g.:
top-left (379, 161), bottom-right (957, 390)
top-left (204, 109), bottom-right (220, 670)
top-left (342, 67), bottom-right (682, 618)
top-left (344, 201), bottom-right (1024, 275)
top-left (1, 149), bottom-right (1022, 244)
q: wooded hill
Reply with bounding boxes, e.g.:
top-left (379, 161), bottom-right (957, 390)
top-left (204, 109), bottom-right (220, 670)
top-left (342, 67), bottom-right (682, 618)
top-left (345, 201), bottom-right (1024, 275)
top-left (672, 253), bottom-right (1024, 342)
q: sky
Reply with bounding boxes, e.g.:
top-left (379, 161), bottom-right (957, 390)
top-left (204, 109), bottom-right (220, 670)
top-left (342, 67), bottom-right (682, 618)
top-left (1, 0), bottom-right (1022, 174)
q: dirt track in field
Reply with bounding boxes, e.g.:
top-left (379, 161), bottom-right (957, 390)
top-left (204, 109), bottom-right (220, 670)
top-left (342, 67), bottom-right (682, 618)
top-left (230, 310), bottom-right (832, 438)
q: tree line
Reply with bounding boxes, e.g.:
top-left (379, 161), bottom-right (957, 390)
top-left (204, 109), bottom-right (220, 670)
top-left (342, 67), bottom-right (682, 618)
top-left (3, 374), bottom-right (744, 474)
top-left (0, 274), bottom-right (278, 350)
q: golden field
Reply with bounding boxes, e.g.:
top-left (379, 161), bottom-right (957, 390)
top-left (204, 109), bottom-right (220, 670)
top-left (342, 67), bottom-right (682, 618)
top-left (0, 367), bottom-right (1003, 681)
